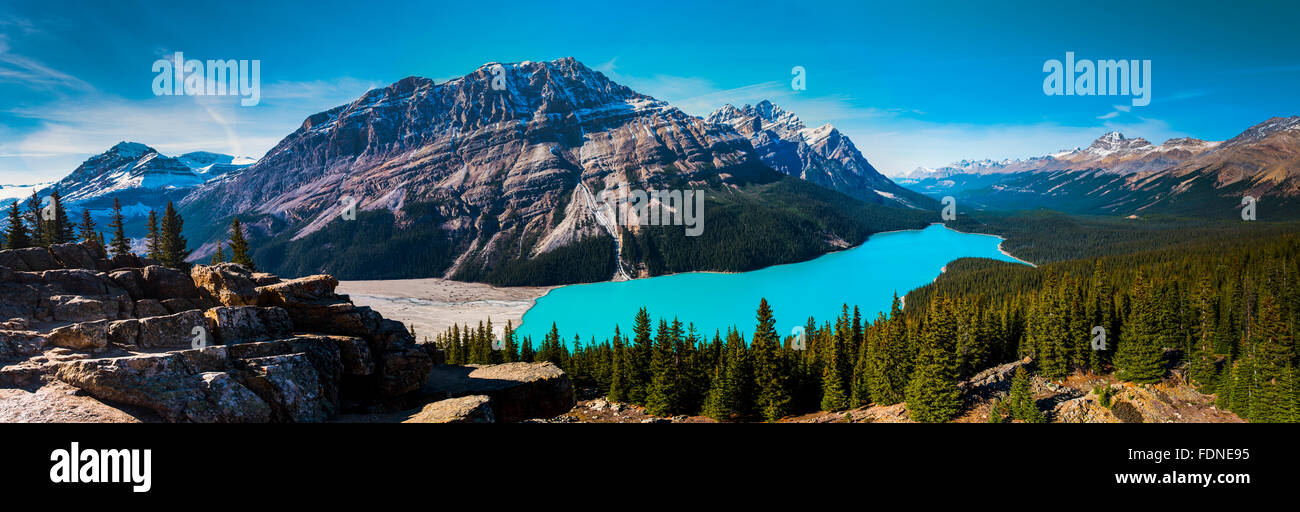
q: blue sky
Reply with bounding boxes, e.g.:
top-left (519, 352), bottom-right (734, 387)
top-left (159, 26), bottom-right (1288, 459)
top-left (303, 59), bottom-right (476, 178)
top-left (2, 0), bottom-right (1298, 183)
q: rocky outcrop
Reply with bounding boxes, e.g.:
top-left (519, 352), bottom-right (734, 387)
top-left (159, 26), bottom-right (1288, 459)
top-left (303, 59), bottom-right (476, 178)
top-left (404, 395), bottom-right (495, 423)
top-left (421, 362), bottom-right (575, 423)
top-left (0, 247), bottom-right (479, 423)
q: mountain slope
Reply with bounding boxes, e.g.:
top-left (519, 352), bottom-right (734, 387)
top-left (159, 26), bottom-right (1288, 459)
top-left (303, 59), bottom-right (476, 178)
top-left (178, 58), bottom-right (934, 284)
top-left (706, 101), bottom-right (935, 209)
top-left (903, 117), bottom-right (1300, 218)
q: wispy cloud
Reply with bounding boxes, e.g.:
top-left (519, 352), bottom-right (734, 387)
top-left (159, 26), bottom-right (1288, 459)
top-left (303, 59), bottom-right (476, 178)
top-left (0, 34), bottom-right (93, 92)
top-left (0, 77), bottom-right (379, 183)
top-left (593, 58), bottom-right (1179, 176)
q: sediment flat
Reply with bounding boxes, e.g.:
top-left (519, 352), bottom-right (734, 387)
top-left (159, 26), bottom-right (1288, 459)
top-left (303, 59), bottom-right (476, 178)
top-left (336, 278), bottom-right (554, 341)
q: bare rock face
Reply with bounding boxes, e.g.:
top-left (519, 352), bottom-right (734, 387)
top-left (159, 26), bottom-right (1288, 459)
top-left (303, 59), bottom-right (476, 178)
top-left (422, 362), bottom-right (575, 423)
top-left (404, 395), bottom-right (494, 423)
top-left (191, 263), bottom-right (260, 306)
top-left (140, 265), bottom-right (199, 300)
top-left (235, 353), bottom-right (327, 422)
top-left (51, 348), bottom-right (267, 423)
top-left (48, 320), bottom-right (110, 351)
top-left (204, 306), bottom-right (293, 344)
top-left (0, 381), bottom-right (147, 423)
top-left (138, 310), bottom-right (208, 349)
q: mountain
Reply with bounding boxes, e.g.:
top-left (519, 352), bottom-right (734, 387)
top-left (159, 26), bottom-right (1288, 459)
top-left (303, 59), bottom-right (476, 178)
top-left (903, 116), bottom-right (1300, 218)
top-left (178, 57), bottom-right (933, 285)
top-left (705, 101), bottom-right (934, 209)
top-left (1, 143), bottom-right (254, 243)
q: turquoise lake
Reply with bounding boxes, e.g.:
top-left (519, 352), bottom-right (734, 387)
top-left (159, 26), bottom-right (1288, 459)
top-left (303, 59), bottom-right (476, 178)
top-left (516, 224), bottom-right (1030, 345)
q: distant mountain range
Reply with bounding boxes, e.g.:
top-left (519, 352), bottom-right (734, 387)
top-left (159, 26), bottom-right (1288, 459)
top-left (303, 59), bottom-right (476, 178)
top-left (901, 116), bottom-right (1300, 218)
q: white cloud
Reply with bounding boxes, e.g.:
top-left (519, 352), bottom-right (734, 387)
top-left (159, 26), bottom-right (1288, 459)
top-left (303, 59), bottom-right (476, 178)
top-left (0, 77), bottom-right (379, 184)
top-left (591, 61), bottom-right (1190, 177)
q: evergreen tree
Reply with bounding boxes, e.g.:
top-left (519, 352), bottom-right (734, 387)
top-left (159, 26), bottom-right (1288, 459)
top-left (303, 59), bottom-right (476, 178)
top-left (751, 298), bottom-right (792, 421)
top-left (210, 242), bottom-right (225, 264)
top-left (627, 307), bottom-right (653, 405)
top-left (145, 209), bottom-right (161, 260)
top-left (905, 295), bottom-right (962, 423)
top-left (106, 198), bottom-right (130, 257)
top-left (3, 202), bottom-right (31, 249)
top-left (228, 217), bottom-right (256, 270)
top-left (1114, 271), bottom-right (1166, 384)
top-left (158, 201), bottom-right (190, 269)
top-left (45, 191), bottom-right (74, 245)
top-left (24, 191), bottom-right (45, 247)
top-left (1009, 365), bottom-right (1046, 422)
top-left (77, 208), bottom-right (97, 244)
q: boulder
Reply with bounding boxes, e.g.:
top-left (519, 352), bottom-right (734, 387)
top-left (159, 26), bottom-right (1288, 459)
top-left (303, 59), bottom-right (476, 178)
top-left (107, 253), bottom-right (143, 270)
top-left (46, 295), bottom-right (113, 323)
top-left (137, 309), bottom-right (208, 348)
top-left (48, 319), bottom-right (110, 350)
top-left (203, 306), bottom-right (293, 345)
top-left (404, 395), bottom-right (494, 423)
top-left (0, 330), bottom-right (47, 361)
top-left (0, 250), bottom-right (29, 271)
top-left (0, 382), bottom-right (147, 423)
top-left (140, 265), bottom-right (199, 300)
top-left (13, 247), bottom-right (58, 271)
top-left (161, 298), bottom-right (205, 314)
top-left (47, 243), bottom-right (98, 270)
top-left (250, 273), bottom-right (281, 286)
top-left (50, 349), bottom-right (272, 423)
top-left (191, 263), bottom-right (260, 306)
top-left (0, 281), bottom-right (39, 322)
top-left (109, 269), bottom-right (146, 300)
top-left (1, 318), bottom-right (28, 330)
top-left (226, 337), bottom-right (341, 417)
top-left (107, 319), bottom-right (140, 346)
top-left (257, 274), bottom-right (341, 306)
top-left (235, 353), bottom-right (327, 422)
top-left (133, 299), bottom-right (169, 318)
top-left (422, 362), bottom-right (575, 422)
top-left (378, 347), bottom-right (433, 397)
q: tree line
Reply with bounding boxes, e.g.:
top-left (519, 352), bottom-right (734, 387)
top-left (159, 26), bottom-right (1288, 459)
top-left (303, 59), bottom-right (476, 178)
top-left (435, 228), bottom-right (1300, 423)
top-left (2, 191), bottom-right (255, 271)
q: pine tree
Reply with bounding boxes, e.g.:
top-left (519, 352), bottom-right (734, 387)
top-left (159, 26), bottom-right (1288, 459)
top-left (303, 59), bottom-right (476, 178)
top-left (1009, 365), bottom-right (1046, 422)
top-left (1114, 271), bottom-right (1166, 384)
top-left (608, 327), bottom-right (626, 402)
top-left (210, 242), bottom-right (226, 264)
top-left (145, 209), bottom-right (161, 260)
top-left (106, 198), bottom-right (130, 256)
top-left (703, 328), bottom-right (750, 421)
top-left (45, 191), bottom-right (74, 245)
top-left (158, 201), bottom-right (190, 269)
top-left (77, 208), bottom-right (97, 244)
top-left (228, 217), bottom-right (255, 270)
top-left (24, 191), bottom-right (45, 247)
top-left (3, 202), bottom-right (31, 249)
top-left (627, 307), bottom-right (653, 405)
top-left (905, 295), bottom-right (962, 423)
top-left (646, 319), bottom-right (680, 416)
top-left (751, 298), bottom-right (792, 421)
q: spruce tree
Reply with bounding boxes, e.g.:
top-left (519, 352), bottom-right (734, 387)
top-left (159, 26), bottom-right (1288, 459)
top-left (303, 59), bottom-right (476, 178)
top-left (145, 209), bottom-right (161, 260)
top-left (107, 198), bottom-right (130, 256)
top-left (77, 208), bottom-right (97, 244)
top-left (24, 191), bottom-right (45, 247)
top-left (1114, 272), bottom-right (1165, 384)
top-left (628, 307), bottom-right (653, 405)
top-left (228, 217), bottom-right (256, 270)
top-left (45, 191), bottom-right (74, 245)
top-left (905, 295), bottom-right (962, 423)
top-left (158, 201), bottom-right (190, 269)
top-left (4, 202), bottom-right (31, 249)
top-left (210, 242), bottom-right (225, 264)
top-left (1009, 366), bottom-right (1046, 422)
top-left (751, 298), bottom-right (792, 421)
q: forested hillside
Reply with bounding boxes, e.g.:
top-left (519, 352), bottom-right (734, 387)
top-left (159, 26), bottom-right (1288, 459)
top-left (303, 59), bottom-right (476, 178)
top-left (430, 216), bottom-right (1300, 422)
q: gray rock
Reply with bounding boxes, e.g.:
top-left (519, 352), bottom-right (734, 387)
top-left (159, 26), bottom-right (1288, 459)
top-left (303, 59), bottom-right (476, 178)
top-left (404, 395), bottom-right (495, 423)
